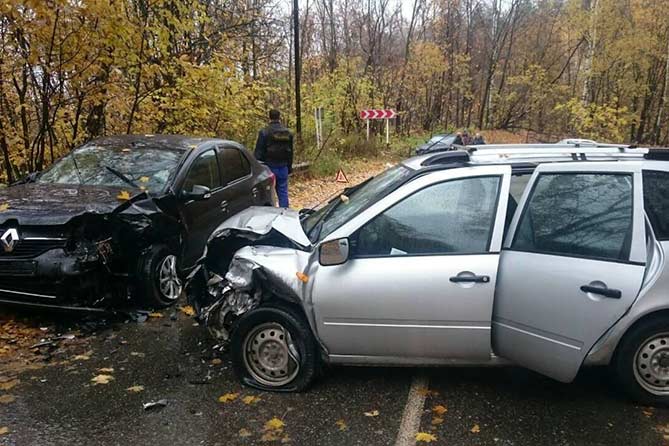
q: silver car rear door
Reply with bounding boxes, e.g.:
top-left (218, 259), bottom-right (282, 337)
top-left (310, 165), bottom-right (511, 362)
top-left (492, 161), bottom-right (646, 382)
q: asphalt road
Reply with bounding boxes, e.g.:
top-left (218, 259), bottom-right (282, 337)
top-left (2, 309), bottom-right (669, 446)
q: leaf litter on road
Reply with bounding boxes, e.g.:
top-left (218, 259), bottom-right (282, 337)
top-left (0, 394), bottom-right (15, 404)
top-left (242, 395), bottom-right (261, 405)
top-left (218, 392), bottom-right (239, 403)
top-left (261, 417), bottom-right (286, 442)
top-left (471, 424), bottom-right (481, 433)
top-left (126, 385), bottom-right (145, 393)
top-left (335, 419), bottom-right (348, 431)
top-left (432, 405), bottom-right (448, 416)
top-left (91, 374), bottom-right (114, 385)
top-left (416, 432), bottom-right (437, 442)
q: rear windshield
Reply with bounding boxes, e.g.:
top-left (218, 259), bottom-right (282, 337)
top-left (38, 145), bottom-right (184, 194)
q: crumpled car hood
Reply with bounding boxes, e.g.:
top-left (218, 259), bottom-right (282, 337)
top-left (209, 206), bottom-right (311, 248)
top-left (0, 183), bottom-right (135, 225)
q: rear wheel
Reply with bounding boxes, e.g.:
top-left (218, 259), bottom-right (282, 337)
top-left (231, 305), bottom-right (318, 392)
top-left (613, 317), bottom-right (669, 405)
top-left (138, 245), bottom-right (182, 308)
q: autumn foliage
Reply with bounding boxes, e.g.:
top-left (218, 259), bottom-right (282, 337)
top-left (1, 0), bottom-right (669, 183)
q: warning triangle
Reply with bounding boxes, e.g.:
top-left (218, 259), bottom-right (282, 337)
top-left (335, 168), bottom-right (349, 183)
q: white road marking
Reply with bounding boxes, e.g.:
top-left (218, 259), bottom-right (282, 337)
top-left (394, 373), bottom-right (429, 446)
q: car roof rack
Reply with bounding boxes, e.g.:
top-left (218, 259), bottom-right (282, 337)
top-left (418, 144), bottom-right (650, 170)
top-left (466, 144), bottom-right (647, 164)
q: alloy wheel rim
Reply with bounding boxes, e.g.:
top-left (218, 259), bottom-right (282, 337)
top-left (634, 333), bottom-right (669, 395)
top-left (158, 255), bottom-right (182, 300)
top-left (243, 322), bottom-right (300, 387)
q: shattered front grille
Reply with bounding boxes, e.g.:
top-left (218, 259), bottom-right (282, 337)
top-left (0, 239), bottom-right (66, 258)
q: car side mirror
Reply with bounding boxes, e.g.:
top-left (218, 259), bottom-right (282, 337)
top-left (319, 238), bottom-right (349, 266)
top-left (183, 184), bottom-right (211, 201)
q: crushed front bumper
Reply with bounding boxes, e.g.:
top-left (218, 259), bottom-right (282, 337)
top-left (0, 242), bottom-right (124, 309)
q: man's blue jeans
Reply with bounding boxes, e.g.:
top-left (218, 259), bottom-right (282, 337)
top-left (269, 165), bottom-right (289, 208)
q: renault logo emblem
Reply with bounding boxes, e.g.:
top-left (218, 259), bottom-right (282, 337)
top-left (0, 228), bottom-right (19, 253)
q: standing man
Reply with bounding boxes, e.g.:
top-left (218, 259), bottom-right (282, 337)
top-left (254, 109), bottom-right (293, 208)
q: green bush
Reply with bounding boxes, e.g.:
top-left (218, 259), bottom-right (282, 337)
top-left (310, 151), bottom-right (342, 177)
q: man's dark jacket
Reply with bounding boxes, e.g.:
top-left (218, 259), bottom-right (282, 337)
top-left (254, 121), bottom-right (294, 171)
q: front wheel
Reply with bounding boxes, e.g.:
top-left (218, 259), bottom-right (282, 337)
top-left (230, 305), bottom-right (318, 392)
top-left (138, 245), bottom-right (183, 308)
top-left (612, 317), bottom-right (669, 405)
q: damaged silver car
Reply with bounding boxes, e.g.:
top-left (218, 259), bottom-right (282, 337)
top-left (190, 144), bottom-right (669, 404)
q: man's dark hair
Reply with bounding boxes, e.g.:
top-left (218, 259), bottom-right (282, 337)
top-left (269, 109), bottom-right (281, 121)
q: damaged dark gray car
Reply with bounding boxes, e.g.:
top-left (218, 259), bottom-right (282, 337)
top-left (0, 135), bottom-right (275, 311)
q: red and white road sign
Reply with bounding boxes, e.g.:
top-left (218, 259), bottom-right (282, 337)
top-left (359, 109), bottom-right (396, 120)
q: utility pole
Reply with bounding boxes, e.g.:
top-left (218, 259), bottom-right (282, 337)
top-left (293, 0), bottom-right (302, 138)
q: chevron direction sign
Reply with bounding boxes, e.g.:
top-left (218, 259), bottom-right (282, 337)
top-left (359, 109), bottom-right (397, 120)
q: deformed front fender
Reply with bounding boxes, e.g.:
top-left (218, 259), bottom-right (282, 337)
top-left (199, 244), bottom-right (320, 348)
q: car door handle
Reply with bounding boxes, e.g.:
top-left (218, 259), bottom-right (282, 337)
top-left (449, 275), bottom-right (490, 283)
top-left (220, 200), bottom-right (228, 211)
top-left (580, 284), bottom-right (622, 299)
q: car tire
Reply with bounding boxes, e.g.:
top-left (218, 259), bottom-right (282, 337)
top-left (230, 304), bottom-right (319, 392)
top-left (612, 316), bottom-right (669, 405)
top-left (138, 245), bottom-right (183, 308)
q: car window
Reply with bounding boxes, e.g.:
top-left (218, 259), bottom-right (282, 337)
top-left (643, 170), bottom-right (669, 240)
top-left (354, 176), bottom-right (501, 257)
top-left (182, 150), bottom-right (220, 192)
top-left (512, 173), bottom-right (633, 261)
top-left (219, 147), bottom-right (250, 185)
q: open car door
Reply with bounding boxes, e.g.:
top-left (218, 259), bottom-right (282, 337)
top-left (492, 161), bottom-right (646, 382)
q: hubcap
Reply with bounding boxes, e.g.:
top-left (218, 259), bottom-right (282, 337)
top-left (158, 255), bottom-right (182, 300)
top-left (634, 333), bottom-right (669, 394)
top-left (242, 322), bottom-right (300, 387)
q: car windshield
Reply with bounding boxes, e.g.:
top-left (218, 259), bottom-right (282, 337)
top-left (38, 145), bottom-right (184, 194)
top-left (302, 164), bottom-right (413, 242)
top-left (427, 135), bottom-right (454, 145)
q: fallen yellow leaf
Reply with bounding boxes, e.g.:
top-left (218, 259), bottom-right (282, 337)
top-left (431, 417), bottom-right (444, 425)
top-left (116, 190), bottom-right (131, 200)
top-left (91, 374), bottom-right (114, 385)
top-left (98, 367), bottom-right (114, 373)
top-left (0, 395), bottom-right (15, 404)
top-left (148, 312), bottom-right (163, 318)
top-left (0, 379), bottom-right (19, 391)
top-left (0, 426), bottom-right (8, 435)
top-left (218, 392), bottom-right (239, 403)
top-left (126, 385), bottom-right (145, 393)
top-left (139, 176), bottom-right (150, 183)
top-left (211, 358), bottom-right (222, 365)
top-left (432, 405), bottom-right (448, 416)
top-left (73, 354), bottom-right (90, 361)
top-left (416, 432), bottom-right (437, 443)
top-left (264, 417), bottom-right (285, 431)
top-left (0, 203), bottom-right (9, 212)
top-left (364, 409), bottom-right (380, 417)
top-left (471, 424), bottom-right (480, 433)
top-left (335, 419), bottom-right (348, 431)
top-left (643, 409), bottom-right (654, 417)
top-left (179, 305), bottom-right (196, 316)
top-left (238, 428), bottom-right (252, 438)
top-left (242, 395), bottom-right (261, 405)
top-left (416, 387), bottom-right (438, 397)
